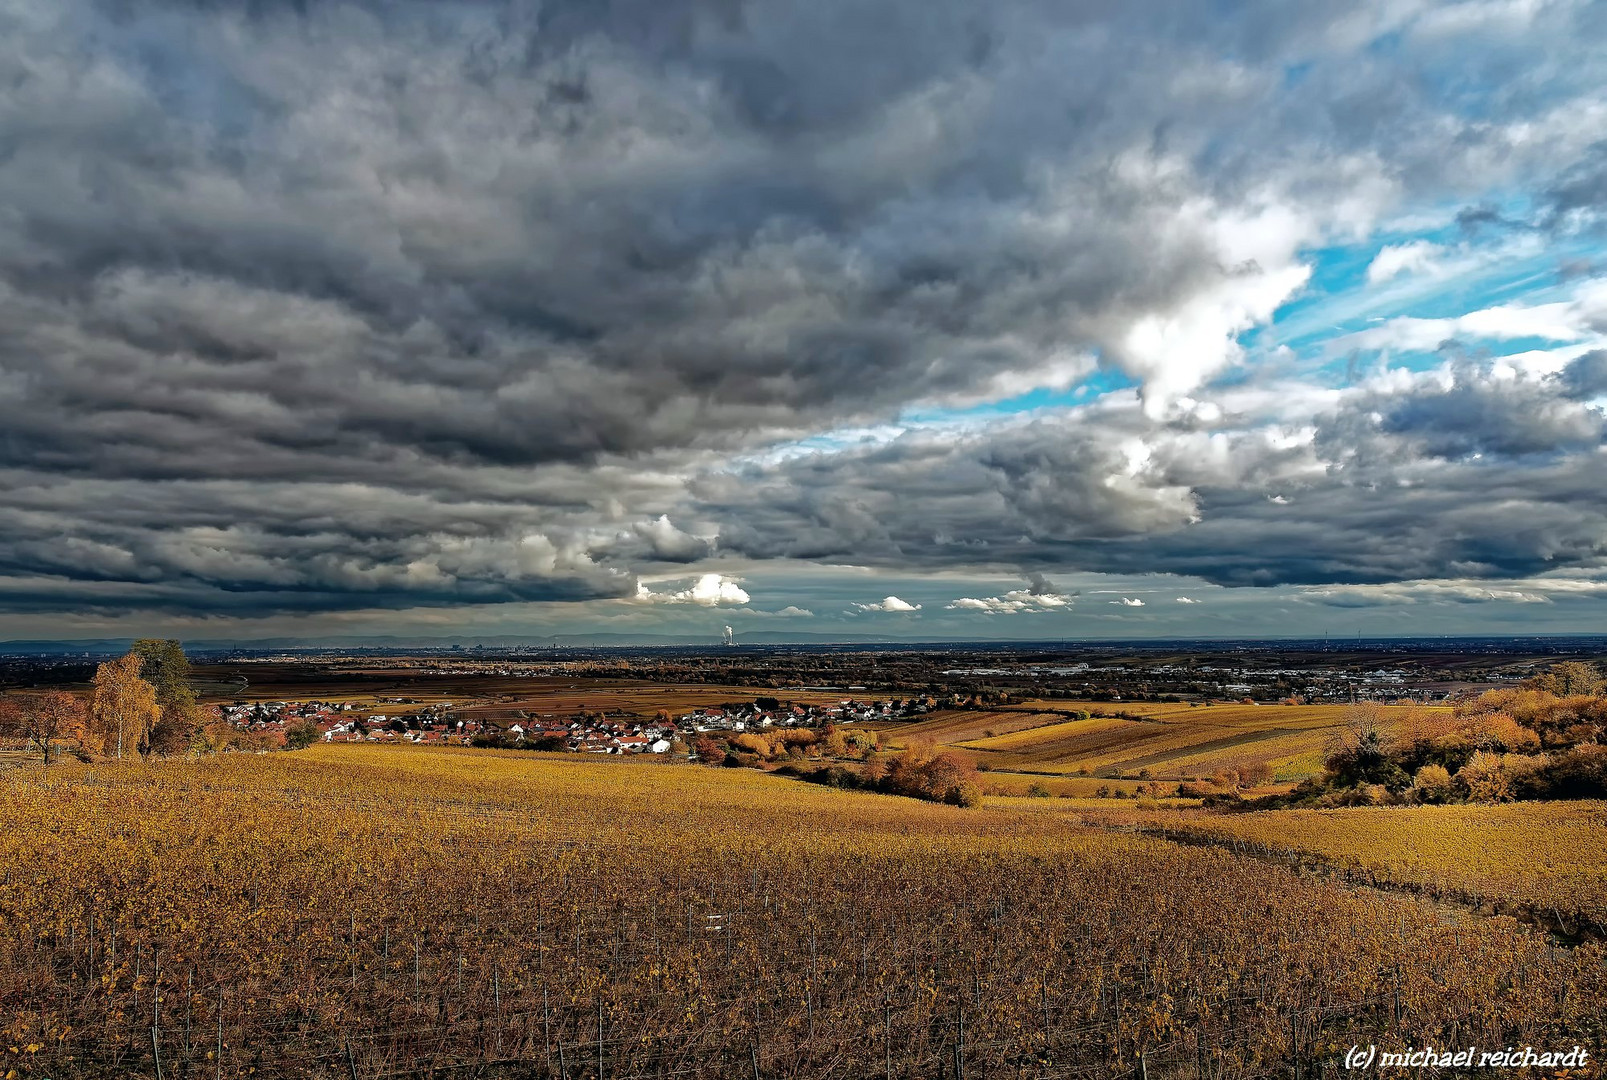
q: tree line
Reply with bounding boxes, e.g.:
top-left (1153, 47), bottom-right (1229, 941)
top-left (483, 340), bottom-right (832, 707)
top-left (0, 640), bottom-right (229, 765)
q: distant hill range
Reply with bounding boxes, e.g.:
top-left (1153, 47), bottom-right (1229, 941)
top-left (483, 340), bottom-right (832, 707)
top-left (0, 631), bottom-right (915, 654)
top-left (3, 632), bottom-right (1606, 657)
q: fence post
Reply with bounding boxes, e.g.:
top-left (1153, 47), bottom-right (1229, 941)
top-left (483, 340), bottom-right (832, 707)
top-left (151, 945), bottom-right (162, 1080)
top-left (184, 967), bottom-right (193, 1066)
top-left (956, 1007), bottom-right (965, 1080)
top-left (885, 1000), bottom-right (892, 1080)
top-left (493, 968), bottom-right (503, 1057)
top-left (215, 986), bottom-right (223, 1080)
top-left (1392, 967), bottom-right (1401, 1030)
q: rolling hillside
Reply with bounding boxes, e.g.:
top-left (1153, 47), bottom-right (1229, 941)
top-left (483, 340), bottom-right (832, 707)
top-left (869, 700), bottom-right (1444, 783)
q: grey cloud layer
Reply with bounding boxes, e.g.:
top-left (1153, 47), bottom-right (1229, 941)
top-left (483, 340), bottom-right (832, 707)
top-left (0, 0), bottom-right (1604, 616)
top-left (706, 354), bottom-right (1607, 588)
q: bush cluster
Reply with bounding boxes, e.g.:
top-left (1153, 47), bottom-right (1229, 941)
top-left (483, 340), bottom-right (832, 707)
top-left (785, 747), bottom-right (984, 808)
top-left (1240, 665), bottom-right (1607, 808)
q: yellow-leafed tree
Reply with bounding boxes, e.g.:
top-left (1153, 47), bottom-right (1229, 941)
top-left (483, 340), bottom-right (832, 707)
top-left (90, 653), bottom-right (162, 759)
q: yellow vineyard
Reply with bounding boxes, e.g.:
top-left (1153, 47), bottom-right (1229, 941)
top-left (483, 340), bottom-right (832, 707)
top-left (1, 746), bottom-right (1602, 1078)
top-left (872, 701), bottom-right (1441, 782)
top-left (1105, 801), bottom-right (1607, 931)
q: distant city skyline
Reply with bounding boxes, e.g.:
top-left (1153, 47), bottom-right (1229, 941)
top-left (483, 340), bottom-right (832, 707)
top-left (1, 0), bottom-right (1605, 641)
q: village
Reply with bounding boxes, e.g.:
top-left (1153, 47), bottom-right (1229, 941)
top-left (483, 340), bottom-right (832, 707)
top-left (218, 694), bottom-right (931, 754)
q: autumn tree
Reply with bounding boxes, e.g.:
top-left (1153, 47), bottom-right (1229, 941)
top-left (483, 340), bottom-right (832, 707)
top-left (132, 638), bottom-right (201, 754)
top-left (845, 729), bottom-right (879, 757)
top-left (1238, 761), bottom-right (1275, 786)
top-left (1456, 751), bottom-right (1513, 803)
top-left (691, 735), bottom-right (726, 765)
top-left (730, 732), bottom-right (772, 758)
top-left (284, 719), bottom-right (321, 750)
top-left (879, 744), bottom-right (981, 805)
top-left (1411, 764), bottom-right (1454, 804)
top-left (1324, 702), bottom-right (1409, 791)
top-left (0, 691), bottom-right (88, 766)
top-left (190, 705), bottom-right (239, 753)
top-left (1528, 661), bottom-right (1604, 697)
top-left (908, 753), bottom-right (980, 806)
top-left (90, 653), bottom-right (162, 759)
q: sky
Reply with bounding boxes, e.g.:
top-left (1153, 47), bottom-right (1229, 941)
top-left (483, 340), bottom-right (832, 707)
top-left (2, 0), bottom-right (1607, 642)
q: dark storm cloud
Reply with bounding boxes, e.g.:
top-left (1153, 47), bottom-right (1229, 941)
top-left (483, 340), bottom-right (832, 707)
top-left (1, 0), bottom-right (1604, 617)
top-left (0, 0), bottom-right (1281, 467)
top-left (706, 363), bottom-right (1607, 588)
top-left (701, 417), bottom-right (1199, 566)
top-left (1557, 350), bottom-right (1607, 400)
top-left (597, 516), bottom-right (716, 564)
top-left (0, 475), bottom-right (641, 613)
top-left (1330, 363), bottom-right (1607, 459)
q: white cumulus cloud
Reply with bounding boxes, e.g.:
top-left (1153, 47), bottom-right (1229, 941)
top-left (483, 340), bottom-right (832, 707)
top-left (947, 589), bottom-right (1073, 615)
top-left (634, 573), bottom-right (751, 606)
top-left (854, 596), bottom-right (922, 613)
